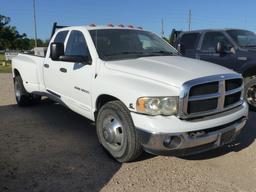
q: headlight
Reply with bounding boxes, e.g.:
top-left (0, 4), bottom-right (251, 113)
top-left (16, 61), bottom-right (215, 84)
top-left (136, 96), bottom-right (178, 116)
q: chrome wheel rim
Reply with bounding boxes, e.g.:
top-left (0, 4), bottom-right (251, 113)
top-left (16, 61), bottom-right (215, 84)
top-left (102, 115), bottom-right (124, 151)
top-left (247, 84), bottom-right (256, 107)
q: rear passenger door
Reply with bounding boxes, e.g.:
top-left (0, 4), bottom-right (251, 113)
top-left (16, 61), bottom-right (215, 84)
top-left (197, 32), bottom-right (237, 69)
top-left (178, 33), bottom-right (200, 58)
top-left (43, 30), bottom-right (69, 96)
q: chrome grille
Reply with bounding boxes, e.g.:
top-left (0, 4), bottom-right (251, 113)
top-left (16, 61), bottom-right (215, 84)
top-left (179, 74), bottom-right (244, 119)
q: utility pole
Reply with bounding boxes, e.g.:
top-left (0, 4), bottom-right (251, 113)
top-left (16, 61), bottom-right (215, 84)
top-left (33, 0), bottom-right (38, 47)
top-left (188, 9), bottom-right (192, 31)
top-left (161, 18), bottom-right (164, 37)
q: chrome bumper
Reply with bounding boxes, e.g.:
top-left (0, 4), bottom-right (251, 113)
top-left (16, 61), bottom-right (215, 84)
top-left (136, 116), bottom-right (247, 156)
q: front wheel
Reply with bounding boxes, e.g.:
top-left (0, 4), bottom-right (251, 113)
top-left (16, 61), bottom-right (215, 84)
top-left (96, 100), bottom-right (143, 163)
top-left (244, 76), bottom-right (256, 111)
top-left (14, 76), bottom-right (41, 107)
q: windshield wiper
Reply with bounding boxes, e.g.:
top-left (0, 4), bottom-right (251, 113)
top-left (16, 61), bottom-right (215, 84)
top-left (103, 51), bottom-right (176, 60)
top-left (244, 45), bottom-right (256, 47)
top-left (105, 51), bottom-right (145, 56)
top-left (147, 51), bottom-right (175, 56)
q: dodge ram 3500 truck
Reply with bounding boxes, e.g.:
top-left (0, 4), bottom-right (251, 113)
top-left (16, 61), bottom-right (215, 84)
top-left (172, 29), bottom-right (256, 111)
top-left (12, 24), bottom-right (248, 162)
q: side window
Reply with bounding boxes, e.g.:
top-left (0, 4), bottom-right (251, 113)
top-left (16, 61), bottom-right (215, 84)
top-left (137, 33), bottom-right (169, 51)
top-left (201, 32), bottom-right (231, 52)
top-left (180, 33), bottom-right (199, 50)
top-left (173, 37), bottom-right (180, 48)
top-left (138, 34), bottom-right (151, 49)
top-left (65, 30), bottom-right (90, 57)
top-left (53, 31), bottom-right (68, 44)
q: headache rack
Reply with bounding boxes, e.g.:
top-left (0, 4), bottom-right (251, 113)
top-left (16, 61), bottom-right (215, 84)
top-left (50, 22), bottom-right (69, 38)
top-left (178, 73), bottom-right (244, 120)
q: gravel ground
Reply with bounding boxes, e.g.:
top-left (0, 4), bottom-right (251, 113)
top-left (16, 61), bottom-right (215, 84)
top-left (0, 73), bottom-right (255, 192)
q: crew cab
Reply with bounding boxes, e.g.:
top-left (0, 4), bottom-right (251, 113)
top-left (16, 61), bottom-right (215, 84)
top-left (173, 29), bottom-right (256, 111)
top-left (12, 24), bottom-right (248, 162)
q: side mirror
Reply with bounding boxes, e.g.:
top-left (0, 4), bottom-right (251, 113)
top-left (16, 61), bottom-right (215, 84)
top-left (50, 42), bottom-right (64, 61)
top-left (216, 41), bottom-right (225, 54)
top-left (177, 43), bottom-right (185, 55)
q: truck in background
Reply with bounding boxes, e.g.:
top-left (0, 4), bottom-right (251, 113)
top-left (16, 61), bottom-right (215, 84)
top-left (172, 29), bottom-right (256, 111)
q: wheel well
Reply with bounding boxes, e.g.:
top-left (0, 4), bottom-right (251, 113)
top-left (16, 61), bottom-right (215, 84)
top-left (243, 67), bottom-right (256, 78)
top-left (94, 94), bottom-right (119, 119)
top-left (14, 69), bottom-right (20, 77)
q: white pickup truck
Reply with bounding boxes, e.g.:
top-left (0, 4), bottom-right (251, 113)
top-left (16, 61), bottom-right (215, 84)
top-left (12, 24), bottom-right (248, 162)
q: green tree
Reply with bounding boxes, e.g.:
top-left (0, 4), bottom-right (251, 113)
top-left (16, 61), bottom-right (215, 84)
top-left (0, 14), bottom-right (52, 50)
top-left (0, 15), bottom-right (10, 28)
top-left (0, 15), bottom-right (19, 49)
top-left (0, 15), bottom-right (11, 49)
top-left (0, 14), bottom-right (43, 50)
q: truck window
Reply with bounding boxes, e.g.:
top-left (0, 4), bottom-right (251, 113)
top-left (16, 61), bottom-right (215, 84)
top-left (137, 34), bottom-right (165, 50)
top-left (201, 32), bottom-right (231, 52)
top-left (65, 30), bottom-right (90, 57)
top-left (227, 30), bottom-right (256, 47)
top-left (53, 31), bottom-right (68, 44)
top-left (180, 33), bottom-right (199, 50)
top-left (138, 34), bottom-right (152, 49)
top-left (89, 29), bottom-right (178, 61)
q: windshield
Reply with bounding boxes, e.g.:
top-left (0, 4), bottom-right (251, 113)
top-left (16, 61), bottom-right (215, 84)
top-left (227, 30), bottom-right (256, 47)
top-left (89, 29), bottom-right (178, 61)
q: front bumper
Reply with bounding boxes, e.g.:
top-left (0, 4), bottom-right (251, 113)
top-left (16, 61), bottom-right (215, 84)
top-left (132, 102), bottom-right (249, 156)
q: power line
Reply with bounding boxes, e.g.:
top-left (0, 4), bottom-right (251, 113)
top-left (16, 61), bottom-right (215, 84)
top-left (161, 18), bottom-right (164, 37)
top-left (188, 9), bottom-right (192, 31)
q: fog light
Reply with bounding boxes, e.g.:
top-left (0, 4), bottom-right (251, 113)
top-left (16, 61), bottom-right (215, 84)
top-left (163, 136), bottom-right (182, 149)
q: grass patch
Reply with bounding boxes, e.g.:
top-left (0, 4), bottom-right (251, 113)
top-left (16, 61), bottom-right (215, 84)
top-left (0, 53), bottom-right (5, 61)
top-left (0, 65), bottom-right (12, 73)
top-left (0, 53), bottom-right (12, 73)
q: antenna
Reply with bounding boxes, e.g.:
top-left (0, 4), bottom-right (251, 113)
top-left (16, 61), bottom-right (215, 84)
top-left (32, 0), bottom-right (38, 47)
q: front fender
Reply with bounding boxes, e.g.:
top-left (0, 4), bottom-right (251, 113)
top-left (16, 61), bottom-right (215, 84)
top-left (238, 60), bottom-right (256, 77)
top-left (92, 68), bottom-right (180, 113)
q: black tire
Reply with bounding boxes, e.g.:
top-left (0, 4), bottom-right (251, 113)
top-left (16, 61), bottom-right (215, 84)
top-left (14, 75), bottom-right (41, 107)
top-left (244, 76), bottom-right (256, 111)
top-left (96, 100), bottom-right (143, 163)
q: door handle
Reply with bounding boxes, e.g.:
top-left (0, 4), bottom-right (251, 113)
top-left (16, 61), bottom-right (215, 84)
top-left (60, 68), bottom-right (67, 73)
top-left (44, 64), bottom-right (49, 68)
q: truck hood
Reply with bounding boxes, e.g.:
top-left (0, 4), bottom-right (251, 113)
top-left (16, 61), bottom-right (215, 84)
top-left (105, 56), bottom-right (235, 87)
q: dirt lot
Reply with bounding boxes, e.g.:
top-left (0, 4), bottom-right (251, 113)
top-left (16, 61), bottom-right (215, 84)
top-left (0, 73), bottom-right (255, 192)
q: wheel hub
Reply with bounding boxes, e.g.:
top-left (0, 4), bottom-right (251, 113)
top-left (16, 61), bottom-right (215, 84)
top-left (102, 116), bottom-right (124, 147)
top-left (14, 81), bottom-right (21, 101)
top-left (103, 126), bottom-right (116, 143)
top-left (247, 84), bottom-right (256, 107)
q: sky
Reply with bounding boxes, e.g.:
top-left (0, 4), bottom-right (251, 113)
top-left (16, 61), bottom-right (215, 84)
top-left (1, 0), bottom-right (256, 40)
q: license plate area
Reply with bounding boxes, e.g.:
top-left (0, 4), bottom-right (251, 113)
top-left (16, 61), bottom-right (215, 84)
top-left (220, 129), bottom-right (235, 145)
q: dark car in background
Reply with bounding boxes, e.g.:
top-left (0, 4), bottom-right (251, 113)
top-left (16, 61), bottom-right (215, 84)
top-left (172, 29), bottom-right (256, 110)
